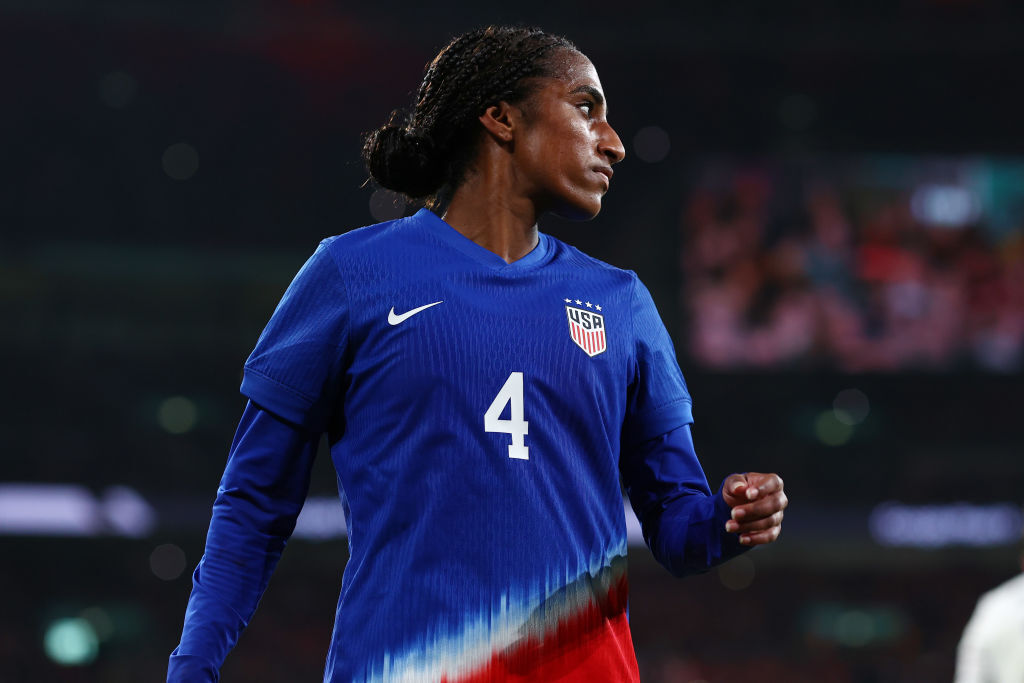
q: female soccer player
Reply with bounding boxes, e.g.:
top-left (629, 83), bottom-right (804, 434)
top-left (168, 25), bottom-right (787, 682)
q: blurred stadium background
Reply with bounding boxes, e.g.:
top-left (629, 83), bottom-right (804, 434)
top-left (3, 0), bottom-right (1023, 681)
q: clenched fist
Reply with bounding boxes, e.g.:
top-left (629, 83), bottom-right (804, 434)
top-left (722, 472), bottom-right (787, 546)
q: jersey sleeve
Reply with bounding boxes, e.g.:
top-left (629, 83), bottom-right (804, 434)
top-left (241, 240), bottom-right (349, 431)
top-left (620, 276), bottom-right (746, 575)
top-left (620, 424), bottom-right (748, 577)
top-left (167, 401), bottom-right (321, 681)
top-left (622, 276), bottom-right (693, 446)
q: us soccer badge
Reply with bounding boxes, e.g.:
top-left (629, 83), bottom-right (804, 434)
top-left (565, 300), bottom-right (607, 357)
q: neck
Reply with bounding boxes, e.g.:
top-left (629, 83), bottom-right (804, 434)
top-left (441, 164), bottom-right (541, 265)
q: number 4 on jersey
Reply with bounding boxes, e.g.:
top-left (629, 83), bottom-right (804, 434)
top-left (484, 372), bottom-right (529, 460)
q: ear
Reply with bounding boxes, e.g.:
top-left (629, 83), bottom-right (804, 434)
top-left (478, 101), bottom-right (518, 143)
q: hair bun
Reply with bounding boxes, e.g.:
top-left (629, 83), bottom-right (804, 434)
top-left (362, 124), bottom-right (444, 199)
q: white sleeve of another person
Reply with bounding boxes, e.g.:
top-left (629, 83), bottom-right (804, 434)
top-left (955, 573), bottom-right (1024, 683)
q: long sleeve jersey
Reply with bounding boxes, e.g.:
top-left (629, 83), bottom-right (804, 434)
top-left (169, 209), bottom-right (746, 682)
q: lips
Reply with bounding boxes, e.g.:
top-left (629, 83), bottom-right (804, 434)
top-left (593, 166), bottom-right (613, 188)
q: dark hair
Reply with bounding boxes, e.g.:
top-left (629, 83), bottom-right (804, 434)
top-left (362, 26), bottom-right (577, 210)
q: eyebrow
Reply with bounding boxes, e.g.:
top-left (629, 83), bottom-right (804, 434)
top-left (569, 84), bottom-right (605, 108)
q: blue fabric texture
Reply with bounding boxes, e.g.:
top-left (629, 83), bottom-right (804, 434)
top-left (169, 209), bottom-right (745, 682)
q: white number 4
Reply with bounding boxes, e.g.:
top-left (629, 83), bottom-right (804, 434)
top-left (484, 372), bottom-right (529, 460)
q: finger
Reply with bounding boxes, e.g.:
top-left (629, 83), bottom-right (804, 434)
top-left (725, 511), bottom-right (783, 534)
top-left (744, 473), bottom-right (784, 499)
top-left (721, 474), bottom-right (750, 507)
top-left (726, 474), bottom-right (749, 497)
top-left (730, 491), bottom-right (788, 522)
top-left (739, 525), bottom-right (781, 546)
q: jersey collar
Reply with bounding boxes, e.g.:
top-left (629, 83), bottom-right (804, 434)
top-left (414, 208), bottom-right (551, 272)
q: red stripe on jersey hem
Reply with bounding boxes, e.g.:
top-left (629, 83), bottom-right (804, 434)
top-left (441, 574), bottom-right (638, 683)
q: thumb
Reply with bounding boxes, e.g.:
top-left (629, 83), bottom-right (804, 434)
top-left (722, 473), bottom-right (750, 506)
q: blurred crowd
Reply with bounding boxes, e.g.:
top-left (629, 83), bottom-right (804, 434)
top-left (680, 161), bottom-right (1024, 372)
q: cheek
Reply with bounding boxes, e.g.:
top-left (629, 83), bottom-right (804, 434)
top-left (520, 133), bottom-right (559, 179)
top-left (567, 120), bottom-right (593, 154)
top-left (556, 124), bottom-right (595, 180)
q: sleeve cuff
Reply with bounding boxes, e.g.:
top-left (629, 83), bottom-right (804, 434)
top-left (240, 368), bottom-right (325, 431)
top-left (623, 398), bottom-right (694, 447)
top-left (167, 651), bottom-right (219, 682)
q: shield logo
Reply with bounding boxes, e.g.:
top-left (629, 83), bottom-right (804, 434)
top-left (566, 305), bottom-right (607, 357)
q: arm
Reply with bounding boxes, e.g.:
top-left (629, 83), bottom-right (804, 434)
top-left (621, 424), bottom-right (746, 576)
top-left (621, 425), bottom-right (787, 577)
top-left (621, 276), bottom-right (786, 576)
top-left (168, 241), bottom-right (348, 680)
top-left (167, 401), bottom-right (320, 682)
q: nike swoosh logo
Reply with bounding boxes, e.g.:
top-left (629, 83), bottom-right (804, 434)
top-left (388, 300), bottom-right (444, 326)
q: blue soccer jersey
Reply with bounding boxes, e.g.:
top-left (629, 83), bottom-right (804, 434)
top-left (169, 208), bottom-right (745, 682)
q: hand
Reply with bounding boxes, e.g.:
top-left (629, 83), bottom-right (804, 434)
top-left (721, 472), bottom-right (787, 546)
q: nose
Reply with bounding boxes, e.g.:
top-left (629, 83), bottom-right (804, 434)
top-left (599, 122), bottom-right (626, 165)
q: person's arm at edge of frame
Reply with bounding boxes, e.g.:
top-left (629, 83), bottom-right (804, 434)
top-left (167, 400), bottom-right (320, 682)
top-left (621, 423), bottom-right (787, 577)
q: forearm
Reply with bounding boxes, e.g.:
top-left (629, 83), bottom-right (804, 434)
top-left (642, 483), bottom-right (747, 577)
top-left (168, 501), bottom-right (291, 677)
top-left (168, 402), bottom-right (320, 681)
top-left (622, 424), bottom-right (747, 578)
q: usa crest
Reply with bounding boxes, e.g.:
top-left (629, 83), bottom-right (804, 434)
top-left (566, 305), bottom-right (607, 357)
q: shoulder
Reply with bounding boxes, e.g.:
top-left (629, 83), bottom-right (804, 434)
top-left (309, 212), bottom-right (437, 285)
top-left (958, 574), bottom-right (1024, 671)
top-left (320, 211), bottom-right (426, 256)
top-left (543, 236), bottom-right (665, 326)
top-left (543, 234), bottom-right (640, 289)
top-left (978, 573), bottom-right (1024, 607)
top-left (967, 573), bottom-right (1024, 635)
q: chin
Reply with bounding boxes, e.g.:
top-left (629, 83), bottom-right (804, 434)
top-left (550, 195), bottom-right (603, 221)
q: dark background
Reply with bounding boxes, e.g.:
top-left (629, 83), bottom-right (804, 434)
top-left (2, 0), bottom-right (1023, 681)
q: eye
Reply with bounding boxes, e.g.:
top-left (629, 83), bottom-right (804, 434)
top-left (578, 101), bottom-right (594, 118)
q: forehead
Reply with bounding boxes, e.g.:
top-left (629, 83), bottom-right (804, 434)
top-left (546, 50), bottom-right (603, 92)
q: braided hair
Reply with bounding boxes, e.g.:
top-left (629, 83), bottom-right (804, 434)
top-left (362, 26), bottom-right (577, 210)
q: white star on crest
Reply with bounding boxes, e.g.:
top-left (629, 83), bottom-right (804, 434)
top-left (575, 299), bottom-right (582, 305)
top-left (585, 301), bottom-right (593, 308)
top-left (564, 298), bottom-right (571, 303)
top-left (596, 304), bottom-right (602, 311)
